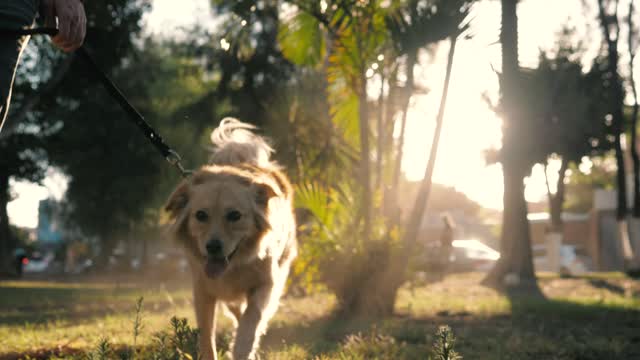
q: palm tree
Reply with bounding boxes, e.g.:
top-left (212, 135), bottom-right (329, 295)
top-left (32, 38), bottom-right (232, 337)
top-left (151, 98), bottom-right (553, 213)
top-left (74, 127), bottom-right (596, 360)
top-left (386, 0), bottom-right (474, 216)
top-left (281, 0), bottom-right (476, 315)
top-left (384, 0), bottom-right (474, 287)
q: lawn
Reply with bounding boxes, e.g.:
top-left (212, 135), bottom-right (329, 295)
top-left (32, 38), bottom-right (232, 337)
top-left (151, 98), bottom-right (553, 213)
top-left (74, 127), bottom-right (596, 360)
top-left (0, 273), bottom-right (639, 359)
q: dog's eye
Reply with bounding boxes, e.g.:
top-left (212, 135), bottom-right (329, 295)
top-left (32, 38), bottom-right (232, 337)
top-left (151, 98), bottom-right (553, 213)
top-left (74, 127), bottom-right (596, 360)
top-left (195, 210), bottom-right (209, 222)
top-left (226, 210), bottom-right (242, 222)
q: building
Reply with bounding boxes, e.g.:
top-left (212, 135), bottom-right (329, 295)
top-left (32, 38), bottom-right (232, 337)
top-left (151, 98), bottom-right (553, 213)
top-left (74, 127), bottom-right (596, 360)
top-left (37, 199), bottom-right (63, 244)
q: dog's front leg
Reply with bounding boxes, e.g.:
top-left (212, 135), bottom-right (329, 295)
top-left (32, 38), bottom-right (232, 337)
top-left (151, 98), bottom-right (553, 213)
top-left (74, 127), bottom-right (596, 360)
top-left (232, 285), bottom-right (277, 360)
top-left (194, 286), bottom-right (218, 360)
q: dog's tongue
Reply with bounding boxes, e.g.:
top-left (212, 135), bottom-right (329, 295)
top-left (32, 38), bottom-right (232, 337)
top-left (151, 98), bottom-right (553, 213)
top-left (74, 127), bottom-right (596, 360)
top-left (205, 258), bottom-right (228, 278)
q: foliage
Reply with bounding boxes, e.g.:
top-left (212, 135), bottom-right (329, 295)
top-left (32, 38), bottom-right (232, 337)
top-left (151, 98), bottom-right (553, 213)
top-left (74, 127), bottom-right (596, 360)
top-left (86, 337), bottom-right (112, 360)
top-left (0, 0), bottom-right (153, 270)
top-left (278, 11), bottom-right (326, 67)
top-left (278, 0), bottom-right (478, 314)
top-left (338, 329), bottom-right (404, 358)
top-left (564, 156), bottom-right (617, 212)
top-left (386, 0), bottom-right (474, 56)
top-left (486, 49), bottom-right (611, 172)
top-left (433, 325), bottom-right (461, 360)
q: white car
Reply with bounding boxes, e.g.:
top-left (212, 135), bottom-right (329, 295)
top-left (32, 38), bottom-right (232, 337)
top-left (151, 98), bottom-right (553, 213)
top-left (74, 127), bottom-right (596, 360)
top-left (449, 239), bottom-right (501, 272)
top-left (24, 252), bottom-right (55, 273)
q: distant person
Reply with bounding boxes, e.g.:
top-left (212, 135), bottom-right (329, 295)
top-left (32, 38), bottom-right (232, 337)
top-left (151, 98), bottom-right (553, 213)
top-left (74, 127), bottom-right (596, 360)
top-left (440, 213), bottom-right (456, 269)
top-left (0, 0), bottom-right (86, 131)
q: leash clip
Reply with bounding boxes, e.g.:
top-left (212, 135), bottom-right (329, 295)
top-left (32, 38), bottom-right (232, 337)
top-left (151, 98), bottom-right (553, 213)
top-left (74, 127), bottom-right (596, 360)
top-left (166, 150), bottom-right (193, 178)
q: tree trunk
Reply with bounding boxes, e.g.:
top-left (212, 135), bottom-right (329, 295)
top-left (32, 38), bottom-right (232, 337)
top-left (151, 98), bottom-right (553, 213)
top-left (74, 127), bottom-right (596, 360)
top-left (631, 92), bottom-right (640, 219)
top-left (483, 0), bottom-right (539, 292)
top-left (95, 234), bottom-right (118, 270)
top-left (376, 36), bottom-right (458, 315)
top-left (549, 158), bottom-right (568, 232)
top-left (390, 50), bottom-right (417, 209)
top-left (381, 65), bottom-right (399, 217)
top-left (349, 36), bottom-right (457, 317)
top-left (494, 163), bottom-right (536, 277)
top-left (375, 69), bottom-right (386, 197)
top-left (0, 170), bottom-right (13, 274)
top-left (625, 0), bottom-right (640, 271)
top-left (597, 0), bottom-right (628, 220)
top-left (358, 71), bottom-right (372, 244)
top-left (402, 36), bottom-right (456, 253)
top-left (629, 0), bottom-right (640, 217)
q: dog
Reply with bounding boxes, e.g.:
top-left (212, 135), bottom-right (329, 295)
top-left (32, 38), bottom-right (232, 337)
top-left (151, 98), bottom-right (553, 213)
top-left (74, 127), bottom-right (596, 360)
top-left (164, 118), bottom-right (297, 360)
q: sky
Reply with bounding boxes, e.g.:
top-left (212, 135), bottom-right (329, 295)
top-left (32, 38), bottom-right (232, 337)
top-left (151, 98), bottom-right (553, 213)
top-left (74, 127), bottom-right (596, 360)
top-left (401, 0), bottom-right (593, 209)
top-left (7, 0), bottom-right (602, 227)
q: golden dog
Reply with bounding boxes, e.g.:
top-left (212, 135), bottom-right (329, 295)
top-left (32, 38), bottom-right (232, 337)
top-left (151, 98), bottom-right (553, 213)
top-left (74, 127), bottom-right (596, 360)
top-left (165, 118), bottom-right (297, 360)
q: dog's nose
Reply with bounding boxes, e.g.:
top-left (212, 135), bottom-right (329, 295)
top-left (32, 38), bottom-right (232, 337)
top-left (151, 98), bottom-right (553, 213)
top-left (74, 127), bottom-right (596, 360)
top-left (206, 238), bottom-right (223, 255)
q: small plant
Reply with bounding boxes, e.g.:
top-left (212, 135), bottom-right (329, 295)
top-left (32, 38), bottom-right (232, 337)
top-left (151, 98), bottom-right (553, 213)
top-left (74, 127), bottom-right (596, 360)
top-left (150, 331), bottom-right (172, 360)
top-left (77, 299), bottom-right (465, 359)
top-left (338, 328), bottom-right (404, 359)
top-left (120, 296), bottom-right (145, 360)
top-left (170, 316), bottom-right (200, 360)
top-left (85, 337), bottom-right (112, 360)
top-left (433, 325), bottom-right (462, 360)
top-left (133, 297), bottom-right (144, 348)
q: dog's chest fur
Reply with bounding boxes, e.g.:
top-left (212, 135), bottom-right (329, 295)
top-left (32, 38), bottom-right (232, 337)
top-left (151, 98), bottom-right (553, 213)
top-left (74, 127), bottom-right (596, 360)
top-left (190, 256), bottom-right (272, 301)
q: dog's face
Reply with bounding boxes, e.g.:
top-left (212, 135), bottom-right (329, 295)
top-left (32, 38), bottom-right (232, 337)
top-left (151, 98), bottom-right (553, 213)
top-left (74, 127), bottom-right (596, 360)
top-left (165, 168), bottom-right (276, 278)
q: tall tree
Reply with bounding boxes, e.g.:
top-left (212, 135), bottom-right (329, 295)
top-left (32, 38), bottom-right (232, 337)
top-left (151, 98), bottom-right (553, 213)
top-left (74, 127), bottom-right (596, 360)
top-left (13, 0), bottom-right (154, 267)
top-left (281, 0), bottom-right (475, 315)
top-left (280, 0), bottom-right (389, 244)
top-left (628, 0), bottom-right (640, 217)
top-left (385, 0), bottom-right (474, 218)
top-left (535, 50), bottom-right (597, 232)
top-left (0, 34), bottom-right (72, 272)
top-left (483, 0), bottom-right (538, 291)
top-left (597, 0), bottom-right (627, 220)
top-left (398, 34), bottom-right (458, 275)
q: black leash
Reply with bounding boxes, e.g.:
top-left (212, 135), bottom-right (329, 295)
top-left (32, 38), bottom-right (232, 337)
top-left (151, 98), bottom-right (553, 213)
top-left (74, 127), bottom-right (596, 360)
top-left (0, 27), bottom-right (192, 178)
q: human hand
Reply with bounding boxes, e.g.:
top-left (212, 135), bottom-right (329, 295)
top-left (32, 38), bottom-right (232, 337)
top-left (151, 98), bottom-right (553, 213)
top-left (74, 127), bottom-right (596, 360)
top-left (42, 0), bottom-right (87, 52)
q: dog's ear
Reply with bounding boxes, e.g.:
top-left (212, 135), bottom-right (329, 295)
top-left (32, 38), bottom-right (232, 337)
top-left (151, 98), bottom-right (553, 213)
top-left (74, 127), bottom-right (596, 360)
top-left (251, 179), bottom-right (280, 232)
top-left (252, 179), bottom-right (279, 207)
top-left (165, 181), bottom-right (190, 219)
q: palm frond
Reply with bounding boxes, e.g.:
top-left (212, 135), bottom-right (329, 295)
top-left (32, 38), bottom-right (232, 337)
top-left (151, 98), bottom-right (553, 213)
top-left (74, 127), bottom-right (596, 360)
top-left (278, 11), bottom-right (327, 66)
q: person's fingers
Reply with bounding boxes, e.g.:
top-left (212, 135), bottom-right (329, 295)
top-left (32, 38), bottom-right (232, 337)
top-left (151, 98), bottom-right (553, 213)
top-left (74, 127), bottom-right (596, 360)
top-left (53, 16), bottom-right (70, 50)
top-left (50, 0), bottom-right (86, 52)
top-left (75, 8), bottom-right (87, 48)
top-left (66, 3), bottom-right (85, 51)
top-left (65, 17), bottom-right (80, 51)
top-left (43, 0), bottom-right (57, 29)
top-left (77, 6), bottom-right (87, 47)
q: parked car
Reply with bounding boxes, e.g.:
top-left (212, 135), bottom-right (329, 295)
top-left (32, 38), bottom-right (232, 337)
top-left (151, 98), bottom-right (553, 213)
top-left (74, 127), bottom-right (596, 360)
top-left (23, 251), bottom-right (55, 273)
top-left (420, 239), bottom-right (500, 273)
top-left (449, 239), bottom-right (501, 272)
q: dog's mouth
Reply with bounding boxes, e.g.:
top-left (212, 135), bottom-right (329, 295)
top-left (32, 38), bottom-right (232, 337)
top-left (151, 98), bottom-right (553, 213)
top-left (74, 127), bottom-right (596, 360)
top-left (204, 245), bottom-right (239, 279)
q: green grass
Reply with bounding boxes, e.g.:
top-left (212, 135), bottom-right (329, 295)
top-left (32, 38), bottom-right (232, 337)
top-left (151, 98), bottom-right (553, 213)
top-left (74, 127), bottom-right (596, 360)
top-left (1, 273), bottom-right (639, 359)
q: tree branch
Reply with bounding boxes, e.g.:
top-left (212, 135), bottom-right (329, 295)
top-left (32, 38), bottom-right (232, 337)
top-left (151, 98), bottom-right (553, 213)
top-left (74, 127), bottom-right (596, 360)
top-left (0, 54), bottom-right (74, 139)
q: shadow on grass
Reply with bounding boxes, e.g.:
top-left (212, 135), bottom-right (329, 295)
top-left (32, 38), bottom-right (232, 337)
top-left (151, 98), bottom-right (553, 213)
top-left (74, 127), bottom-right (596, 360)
top-left (0, 283), bottom-right (187, 326)
top-left (262, 293), bottom-right (640, 359)
top-left (0, 284), bottom-right (131, 325)
top-left (2, 277), bottom-right (639, 359)
top-left (587, 278), bottom-right (626, 295)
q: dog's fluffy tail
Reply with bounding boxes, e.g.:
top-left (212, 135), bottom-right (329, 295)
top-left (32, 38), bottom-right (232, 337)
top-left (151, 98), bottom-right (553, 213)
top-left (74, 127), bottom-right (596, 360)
top-left (209, 117), bottom-right (275, 168)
